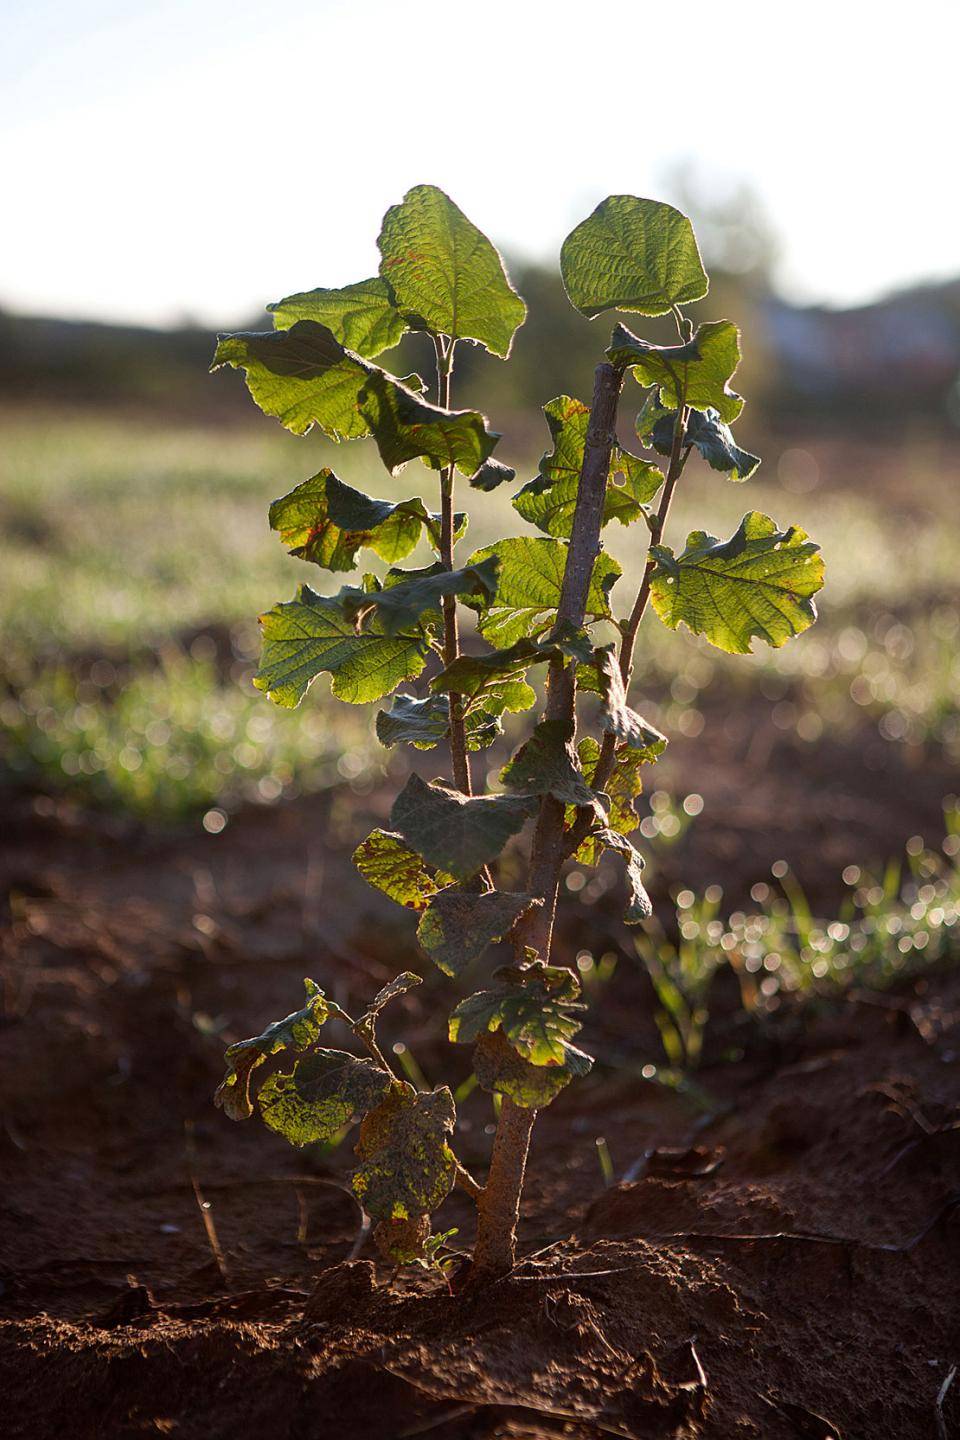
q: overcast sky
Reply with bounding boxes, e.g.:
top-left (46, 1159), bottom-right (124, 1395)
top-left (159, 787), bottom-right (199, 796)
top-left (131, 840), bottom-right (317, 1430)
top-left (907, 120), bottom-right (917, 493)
top-left (3, 0), bottom-right (958, 327)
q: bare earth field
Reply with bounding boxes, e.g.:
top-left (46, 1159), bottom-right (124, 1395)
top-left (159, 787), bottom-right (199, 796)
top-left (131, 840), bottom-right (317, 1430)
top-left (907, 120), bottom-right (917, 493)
top-left (1, 409), bottom-right (959, 1438)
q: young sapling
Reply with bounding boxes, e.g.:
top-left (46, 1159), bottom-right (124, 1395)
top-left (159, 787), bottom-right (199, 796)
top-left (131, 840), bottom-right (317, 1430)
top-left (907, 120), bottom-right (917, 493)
top-left (212, 186), bottom-right (824, 1279)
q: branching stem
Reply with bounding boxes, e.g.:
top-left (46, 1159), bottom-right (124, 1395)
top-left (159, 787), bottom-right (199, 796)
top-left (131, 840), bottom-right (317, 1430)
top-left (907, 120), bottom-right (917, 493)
top-left (469, 361), bottom-right (623, 1279)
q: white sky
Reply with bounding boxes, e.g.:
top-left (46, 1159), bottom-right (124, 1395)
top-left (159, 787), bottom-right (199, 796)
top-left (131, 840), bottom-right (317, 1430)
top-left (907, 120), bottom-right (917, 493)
top-left (3, 0), bottom-right (958, 327)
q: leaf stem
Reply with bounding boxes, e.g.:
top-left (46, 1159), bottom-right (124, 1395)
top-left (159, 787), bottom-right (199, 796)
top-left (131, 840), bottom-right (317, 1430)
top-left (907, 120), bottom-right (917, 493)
top-left (434, 335), bottom-right (472, 796)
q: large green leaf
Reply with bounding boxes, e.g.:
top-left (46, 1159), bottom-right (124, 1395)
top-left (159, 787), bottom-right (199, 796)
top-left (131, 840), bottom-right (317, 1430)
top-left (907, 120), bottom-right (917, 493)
top-left (645, 406), bottom-right (760, 481)
top-left (560, 195), bottom-right (708, 319)
top-left (432, 646), bottom-right (539, 718)
top-left (649, 511), bottom-right (824, 655)
top-left (569, 738), bottom-right (647, 864)
top-left (212, 320), bottom-right (496, 474)
top-left (255, 585), bottom-right (428, 707)
top-left (466, 537), bottom-right (621, 648)
top-left (378, 184), bottom-right (526, 358)
top-left (513, 395), bottom-right (663, 538)
top-left (594, 647), bottom-right (669, 758)
top-left (337, 556), bottom-right (499, 638)
top-left (357, 368), bottom-right (500, 476)
top-left (212, 320), bottom-right (383, 440)
top-left (501, 718), bottom-right (605, 818)
top-left (268, 470), bottom-right (439, 572)
top-left (474, 1030), bottom-right (592, 1109)
top-left (267, 277), bottom-right (405, 357)
top-left (352, 1083), bottom-right (457, 1221)
top-left (448, 963), bottom-right (586, 1067)
top-left (353, 828), bottom-right (454, 911)
top-left (375, 693), bottom-right (502, 752)
top-left (390, 774), bottom-right (537, 881)
top-left (258, 1048), bottom-right (392, 1147)
top-left (417, 889), bottom-right (539, 977)
top-left (591, 828), bottom-right (653, 923)
top-left (214, 978), bottom-right (329, 1121)
top-left (608, 320), bottom-right (744, 424)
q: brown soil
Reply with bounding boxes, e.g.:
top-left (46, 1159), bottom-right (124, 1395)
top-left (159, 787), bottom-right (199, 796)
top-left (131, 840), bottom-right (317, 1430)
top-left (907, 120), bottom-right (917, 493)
top-left (2, 704), bottom-right (958, 1440)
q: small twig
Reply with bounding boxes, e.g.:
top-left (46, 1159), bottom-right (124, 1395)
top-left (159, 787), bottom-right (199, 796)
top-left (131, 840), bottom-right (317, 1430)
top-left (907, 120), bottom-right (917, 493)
top-left (936, 1364), bottom-right (957, 1440)
top-left (183, 1120), bottom-right (230, 1287)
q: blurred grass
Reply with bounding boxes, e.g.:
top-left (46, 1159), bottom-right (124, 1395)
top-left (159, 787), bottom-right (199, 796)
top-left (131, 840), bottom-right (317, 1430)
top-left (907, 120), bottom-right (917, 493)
top-left (2, 404), bottom-right (959, 820)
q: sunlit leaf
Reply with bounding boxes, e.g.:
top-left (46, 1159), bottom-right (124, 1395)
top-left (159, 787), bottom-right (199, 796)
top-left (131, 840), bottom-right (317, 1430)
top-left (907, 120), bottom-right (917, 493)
top-left (473, 1029), bottom-right (592, 1109)
top-left (211, 321), bottom-right (386, 440)
top-left (513, 395), bottom-right (662, 539)
top-left (352, 1083), bottom-right (457, 1221)
top-left (391, 774), bottom-right (538, 881)
top-left (378, 183), bottom-right (526, 357)
top-left (569, 737), bottom-right (647, 864)
top-left (353, 828), bottom-right (454, 912)
top-left (267, 277), bottom-right (405, 357)
top-left (417, 889), bottom-right (539, 977)
top-left (501, 718), bottom-right (605, 818)
top-left (645, 406), bottom-right (760, 481)
top-left (466, 537), bottom-right (621, 648)
top-left (449, 962), bottom-right (586, 1067)
top-left (358, 368), bottom-right (501, 476)
top-left (255, 585), bottom-right (428, 707)
top-left (214, 978), bottom-right (329, 1121)
top-left (560, 195), bottom-right (708, 319)
top-left (649, 511), bottom-right (824, 655)
top-left (363, 971), bottom-right (423, 1018)
top-left (268, 470), bottom-right (436, 572)
top-left (608, 320), bottom-right (744, 424)
top-left (338, 556), bottom-right (499, 637)
top-left (258, 1048), bottom-right (392, 1147)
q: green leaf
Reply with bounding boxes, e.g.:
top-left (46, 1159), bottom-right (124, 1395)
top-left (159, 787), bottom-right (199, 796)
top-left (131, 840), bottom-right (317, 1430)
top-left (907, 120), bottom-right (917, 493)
top-left (608, 320), bottom-right (744, 424)
top-left (466, 537), bottom-right (621, 648)
top-left (570, 738), bottom-right (647, 864)
top-left (501, 718), bottom-right (605, 818)
top-left (417, 889), bottom-right (539, 977)
top-left (212, 320), bottom-right (384, 440)
top-left (268, 470), bottom-right (435, 573)
top-left (357, 368), bottom-right (501, 476)
top-left (258, 1048), bottom-right (392, 1147)
top-left (591, 828), bottom-right (652, 922)
top-left (255, 585), bottom-right (428, 708)
top-left (214, 978), bottom-right (329, 1121)
top-left (646, 406), bottom-right (760, 481)
top-left (267, 277), bottom-right (405, 358)
top-left (363, 971), bottom-right (423, 1019)
top-left (594, 647), bottom-right (669, 758)
top-left (429, 637), bottom-right (550, 710)
top-left (513, 395), bottom-right (662, 539)
top-left (353, 828), bottom-right (454, 912)
top-left (560, 195), bottom-right (708, 320)
top-left (469, 458), bottom-right (517, 492)
top-left (338, 556), bottom-right (499, 638)
top-left (449, 963), bottom-right (586, 1067)
top-left (212, 321), bottom-right (496, 475)
top-left (352, 1083), bottom-right (457, 1221)
top-left (391, 774), bottom-right (537, 881)
top-left (649, 511), bottom-right (825, 655)
top-left (375, 693), bottom-right (502, 752)
top-left (474, 1030), bottom-right (591, 1109)
top-left (378, 183), bottom-right (526, 358)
